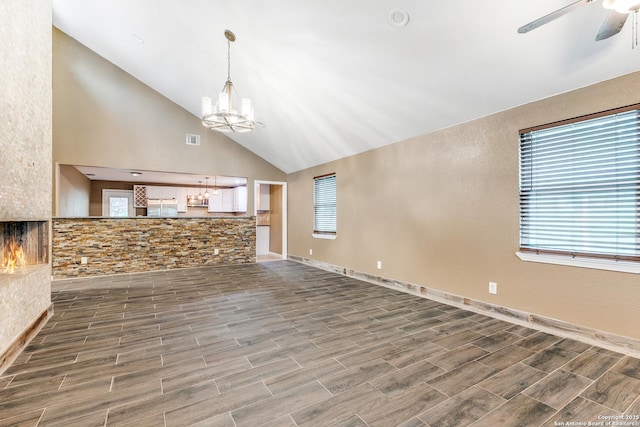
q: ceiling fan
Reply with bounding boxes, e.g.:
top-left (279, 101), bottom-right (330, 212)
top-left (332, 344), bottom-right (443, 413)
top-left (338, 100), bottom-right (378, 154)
top-left (518, 0), bottom-right (640, 41)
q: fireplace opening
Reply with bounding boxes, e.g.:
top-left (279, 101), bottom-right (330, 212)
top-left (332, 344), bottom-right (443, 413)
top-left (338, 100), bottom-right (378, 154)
top-left (1, 221), bottom-right (48, 275)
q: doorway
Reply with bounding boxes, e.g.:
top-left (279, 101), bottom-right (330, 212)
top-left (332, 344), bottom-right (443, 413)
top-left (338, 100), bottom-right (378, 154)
top-left (254, 180), bottom-right (287, 262)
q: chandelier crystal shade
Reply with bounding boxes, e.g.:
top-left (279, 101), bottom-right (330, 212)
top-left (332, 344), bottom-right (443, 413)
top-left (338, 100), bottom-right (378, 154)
top-left (202, 30), bottom-right (255, 133)
top-left (602, 0), bottom-right (640, 13)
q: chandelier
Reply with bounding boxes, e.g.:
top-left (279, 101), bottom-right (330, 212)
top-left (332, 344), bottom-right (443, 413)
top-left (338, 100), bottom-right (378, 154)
top-left (201, 30), bottom-right (255, 133)
top-left (602, 0), bottom-right (640, 14)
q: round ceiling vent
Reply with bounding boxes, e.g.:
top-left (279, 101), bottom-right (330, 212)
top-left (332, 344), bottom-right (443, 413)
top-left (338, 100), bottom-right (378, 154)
top-left (388, 8), bottom-right (409, 28)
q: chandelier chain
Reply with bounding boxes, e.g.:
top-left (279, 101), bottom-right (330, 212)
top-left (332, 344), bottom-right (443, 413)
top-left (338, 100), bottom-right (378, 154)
top-left (227, 38), bottom-right (231, 81)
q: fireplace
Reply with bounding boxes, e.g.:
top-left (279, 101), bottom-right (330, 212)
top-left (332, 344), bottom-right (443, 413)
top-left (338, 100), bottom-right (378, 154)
top-left (1, 221), bottom-right (49, 277)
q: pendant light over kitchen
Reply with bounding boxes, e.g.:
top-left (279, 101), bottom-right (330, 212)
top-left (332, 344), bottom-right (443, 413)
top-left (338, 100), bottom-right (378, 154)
top-left (201, 30), bottom-right (255, 133)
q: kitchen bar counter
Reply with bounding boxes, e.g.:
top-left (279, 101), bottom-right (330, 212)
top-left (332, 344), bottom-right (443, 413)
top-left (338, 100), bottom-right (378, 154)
top-left (54, 215), bottom-right (253, 219)
top-left (52, 216), bottom-right (256, 278)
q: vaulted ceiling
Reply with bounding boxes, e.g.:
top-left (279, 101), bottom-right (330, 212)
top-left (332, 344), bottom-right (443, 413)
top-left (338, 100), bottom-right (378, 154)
top-left (52, 0), bottom-right (640, 173)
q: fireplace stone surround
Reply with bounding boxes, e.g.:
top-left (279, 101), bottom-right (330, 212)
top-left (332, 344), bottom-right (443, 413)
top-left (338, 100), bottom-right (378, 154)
top-left (0, 0), bottom-right (53, 374)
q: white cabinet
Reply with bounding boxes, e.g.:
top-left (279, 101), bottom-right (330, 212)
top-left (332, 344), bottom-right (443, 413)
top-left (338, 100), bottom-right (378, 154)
top-left (256, 226), bottom-right (270, 255)
top-left (146, 186), bottom-right (177, 200)
top-left (259, 184), bottom-right (270, 211)
top-left (145, 185), bottom-right (162, 199)
top-left (236, 186), bottom-right (247, 212)
top-left (207, 186), bottom-right (247, 212)
top-left (162, 186), bottom-right (177, 199)
top-left (176, 187), bottom-right (189, 212)
top-left (222, 188), bottom-right (234, 212)
top-left (208, 191), bottom-right (223, 212)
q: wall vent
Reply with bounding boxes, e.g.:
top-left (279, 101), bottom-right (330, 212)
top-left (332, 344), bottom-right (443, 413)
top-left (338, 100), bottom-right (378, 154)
top-left (186, 133), bottom-right (200, 146)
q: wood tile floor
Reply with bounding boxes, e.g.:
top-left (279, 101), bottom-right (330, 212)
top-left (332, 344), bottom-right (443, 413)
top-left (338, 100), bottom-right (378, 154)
top-left (2, 261), bottom-right (640, 426)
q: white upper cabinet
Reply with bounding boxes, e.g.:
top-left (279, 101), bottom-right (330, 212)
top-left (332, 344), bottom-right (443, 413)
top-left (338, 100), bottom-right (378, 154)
top-left (145, 186), bottom-right (162, 199)
top-left (236, 186), bottom-right (247, 212)
top-left (207, 186), bottom-right (247, 212)
top-left (259, 184), bottom-right (270, 211)
top-left (146, 186), bottom-right (177, 200)
top-left (176, 187), bottom-right (189, 212)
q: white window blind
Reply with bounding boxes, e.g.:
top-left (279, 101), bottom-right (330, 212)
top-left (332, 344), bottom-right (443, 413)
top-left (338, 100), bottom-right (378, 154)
top-left (313, 174), bottom-right (336, 235)
top-left (519, 106), bottom-right (640, 261)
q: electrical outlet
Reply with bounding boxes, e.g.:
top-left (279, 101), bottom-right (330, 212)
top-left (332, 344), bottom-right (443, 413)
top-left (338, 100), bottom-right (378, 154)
top-left (377, 260), bottom-right (382, 269)
top-left (214, 248), bottom-right (219, 255)
top-left (489, 281), bottom-right (497, 295)
top-left (81, 257), bottom-right (88, 265)
top-left (309, 249), bottom-right (313, 255)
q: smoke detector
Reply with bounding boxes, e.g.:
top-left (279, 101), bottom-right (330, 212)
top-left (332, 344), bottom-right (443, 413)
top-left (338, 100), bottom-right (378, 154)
top-left (388, 8), bottom-right (409, 28)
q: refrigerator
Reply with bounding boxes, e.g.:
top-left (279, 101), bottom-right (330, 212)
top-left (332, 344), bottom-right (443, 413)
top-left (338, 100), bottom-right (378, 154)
top-left (146, 199), bottom-right (178, 217)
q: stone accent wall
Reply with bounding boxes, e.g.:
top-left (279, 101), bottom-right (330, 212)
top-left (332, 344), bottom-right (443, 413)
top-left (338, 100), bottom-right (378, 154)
top-left (52, 217), bottom-right (256, 278)
top-left (0, 0), bottom-right (53, 369)
top-left (0, 1), bottom-right (52, 221)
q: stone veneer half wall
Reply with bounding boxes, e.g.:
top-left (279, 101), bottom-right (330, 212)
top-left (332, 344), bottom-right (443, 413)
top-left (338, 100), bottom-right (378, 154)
top-left (52, 217), bottom-right (256, 278)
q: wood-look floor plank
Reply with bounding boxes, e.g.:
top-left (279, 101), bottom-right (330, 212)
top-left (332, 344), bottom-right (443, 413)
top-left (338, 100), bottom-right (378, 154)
top-left (563, 348), bottom-right (622, 380)
top-left (358, 383), bottom-right (447, 427)
top-left (230, 381), bottom-right (331, 426)
top-left (478, 363), bottom-right (547, 400)
top-left (468, 393), bottom-right (555, 427)
top-left (162, 380), bottom-right (272, 425)
top-left (522, 369), bottom-right (593, 410)
top-left (580, 370), bottom-right (640, 412)
top-left (542, 396), bottom-right (621, 427)
top-left (428, 361), bottom-right (498, 397)
top-left (264, 358), bottom-right (347, 395)
top-left (418, 386), bottom-right (505, 427)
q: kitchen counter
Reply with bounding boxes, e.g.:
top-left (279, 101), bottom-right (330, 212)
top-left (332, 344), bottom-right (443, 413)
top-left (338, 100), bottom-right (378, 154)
top-left (54, 216), bottom-right (254, 219)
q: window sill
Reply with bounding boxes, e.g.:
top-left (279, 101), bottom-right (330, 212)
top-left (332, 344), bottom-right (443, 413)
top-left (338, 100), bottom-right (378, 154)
top-left (312, 233), bottom-right (336, 240)
top-left (516, 251), bottom-right (640, 274)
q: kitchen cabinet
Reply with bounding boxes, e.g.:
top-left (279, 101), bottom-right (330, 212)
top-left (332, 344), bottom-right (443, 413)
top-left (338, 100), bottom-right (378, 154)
top-left (207, 186), bottom-right (247, 212)
top-left (258, 184), bottom-right (270, 211)
top-left (146, 186), bottom-right (177, 200)
top-left (256, 225), bottom-right (270, 255)
top-left (222, 188), bottom-right (234, 212)
top-left (235, 186), bottom-right (247, 212)
top-left (145, 186), bottom-right (161, 200)
top-left (176, 187), bottom-right (189, 212)
top-left (207, 191), bottom-right (223, 212)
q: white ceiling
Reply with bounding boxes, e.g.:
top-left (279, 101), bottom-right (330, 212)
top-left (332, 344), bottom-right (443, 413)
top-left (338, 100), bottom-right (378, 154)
top-left (52, 0), bottom-right (640, 174)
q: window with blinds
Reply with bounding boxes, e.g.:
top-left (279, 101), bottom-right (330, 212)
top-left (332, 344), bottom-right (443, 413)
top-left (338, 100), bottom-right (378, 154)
top-left (313, 173), bottom-right (336, 235)
top-left (519, 105), bottom-right (640, 261)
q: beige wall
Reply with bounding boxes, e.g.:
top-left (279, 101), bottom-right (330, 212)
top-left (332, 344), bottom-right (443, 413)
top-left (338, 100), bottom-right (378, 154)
top-left (0, 1), bottom-right (52, 357)
top-left (52, 28), bottom-right (286, 215)
top-left (288, 71), bottom-right (640, 341)
top-left (58, 164), bottom-right (90, 217)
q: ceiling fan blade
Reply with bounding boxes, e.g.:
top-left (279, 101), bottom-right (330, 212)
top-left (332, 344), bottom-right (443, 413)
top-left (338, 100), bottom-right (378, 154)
top-left (518, 0), bottom-right (594, 34)
top-left (595, 10), bottom-right (629, 40)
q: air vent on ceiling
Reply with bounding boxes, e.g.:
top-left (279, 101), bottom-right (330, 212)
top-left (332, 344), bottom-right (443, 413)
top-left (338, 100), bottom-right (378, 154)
top-left (186, 133), bottom-right (200, 146)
